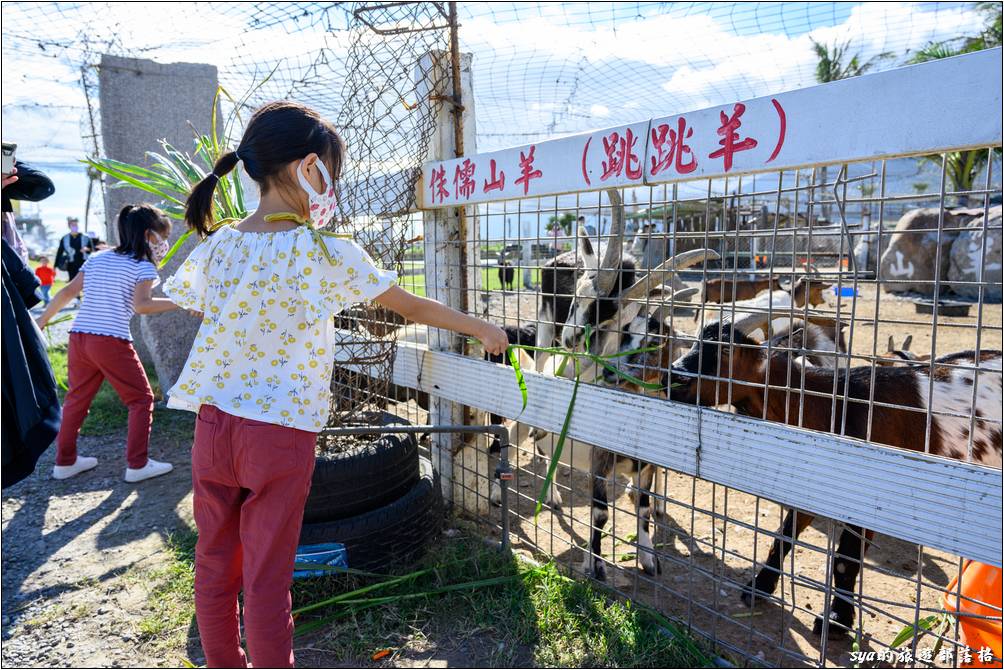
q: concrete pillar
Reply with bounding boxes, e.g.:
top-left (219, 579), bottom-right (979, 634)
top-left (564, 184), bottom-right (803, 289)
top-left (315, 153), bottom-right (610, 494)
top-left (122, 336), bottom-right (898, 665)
top-left (99, 55), bottom-right (219, 390)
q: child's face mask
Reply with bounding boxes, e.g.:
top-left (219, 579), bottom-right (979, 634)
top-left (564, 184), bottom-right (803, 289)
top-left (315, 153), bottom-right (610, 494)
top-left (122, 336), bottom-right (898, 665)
top-left (297, 159), bottom-right (337, 226)
top-left (149, 233), bottom-right (169, 263)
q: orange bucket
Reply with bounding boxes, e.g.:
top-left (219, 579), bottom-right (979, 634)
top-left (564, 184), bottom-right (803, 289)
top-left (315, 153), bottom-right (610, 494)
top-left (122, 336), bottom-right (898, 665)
top-left (943, 560), bottom-right (1003, 668)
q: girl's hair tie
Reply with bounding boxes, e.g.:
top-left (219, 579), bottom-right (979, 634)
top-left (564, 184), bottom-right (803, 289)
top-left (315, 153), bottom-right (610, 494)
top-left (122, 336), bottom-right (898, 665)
top-left (208, 173), bottom-right (220, 182)
top-left (233, 149), bottom-right (242, 162)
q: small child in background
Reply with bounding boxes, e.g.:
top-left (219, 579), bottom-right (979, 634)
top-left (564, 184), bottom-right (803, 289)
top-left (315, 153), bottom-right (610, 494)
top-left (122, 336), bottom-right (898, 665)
top-left (34, 256), bottom-right (55, 305)
top-left (36, 204), bottom-right (180, 483)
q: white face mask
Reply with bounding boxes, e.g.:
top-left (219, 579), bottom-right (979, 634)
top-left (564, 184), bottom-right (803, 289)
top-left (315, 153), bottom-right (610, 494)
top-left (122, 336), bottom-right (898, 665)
top-left (150, 233), bottom-right (169, 263)
top-left (297, 159), bottom-right (338, 226)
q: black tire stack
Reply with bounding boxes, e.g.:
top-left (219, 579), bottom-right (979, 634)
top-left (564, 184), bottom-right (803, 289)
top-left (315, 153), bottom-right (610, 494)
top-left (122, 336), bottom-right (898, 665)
top-left (299, 413), bottom-right (443, 572)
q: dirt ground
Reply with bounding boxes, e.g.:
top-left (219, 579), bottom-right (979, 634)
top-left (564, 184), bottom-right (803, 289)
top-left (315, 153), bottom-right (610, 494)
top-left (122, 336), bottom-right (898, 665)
top-left (1, 432), bottom-right (195, 668)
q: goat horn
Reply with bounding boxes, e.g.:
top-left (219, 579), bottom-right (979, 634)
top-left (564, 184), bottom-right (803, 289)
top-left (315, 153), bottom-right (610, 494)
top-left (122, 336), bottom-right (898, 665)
top-left (618, 248), bottom-right (720, 303)
top-left (595, 189), bottom-right (625, 294)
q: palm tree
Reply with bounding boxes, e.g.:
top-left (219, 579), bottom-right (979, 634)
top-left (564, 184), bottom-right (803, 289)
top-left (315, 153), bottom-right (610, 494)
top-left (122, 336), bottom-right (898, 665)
top-left (904, 3), bottom-right (1002, 205)
top-left (810, 39), bottom-right (889, 83)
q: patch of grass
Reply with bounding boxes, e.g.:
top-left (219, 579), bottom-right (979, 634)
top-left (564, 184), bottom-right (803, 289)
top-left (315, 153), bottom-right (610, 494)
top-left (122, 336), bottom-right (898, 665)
top-left (293, 527), bottom-right (713, 667)
top-left (136, 528), bottom-right (198, 655)
top-left (46, 343), bottom-right (195, 440)
top-left (23, 602), bottom-right (93, 632)
top-left (140, 525), bottom-right (715, 667)
top-left (399, 267), bottom-right (541, 297)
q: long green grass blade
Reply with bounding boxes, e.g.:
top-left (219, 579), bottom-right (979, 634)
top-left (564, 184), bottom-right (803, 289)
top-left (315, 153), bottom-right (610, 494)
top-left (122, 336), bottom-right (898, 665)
top-left (534, 358), bottom-right (580, 520)
top-left (507, 345), bottom-right (528, 417)
top-left (292, 567), bottom-right (435, 616)
top-left (594, 357), bottom-right (664, 391)
top-left (291, 563), bottom-right (389, 578)
top-left (148, 150), bottom-right (199, 188)
top-left (158, 229), bottom-right (196, 269)
top-left (81, 160), bottom-right (184, 205)
top-left (890, 614), bottom-right (939, 648)
top-left (161, 142), bottom-right (204, 184)
top-left (86, 157), bottom-right (183, 192)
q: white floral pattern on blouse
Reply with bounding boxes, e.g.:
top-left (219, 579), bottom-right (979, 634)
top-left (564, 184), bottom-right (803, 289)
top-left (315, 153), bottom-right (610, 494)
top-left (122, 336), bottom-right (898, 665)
top-left (163, 225), bottom-right (397, 431)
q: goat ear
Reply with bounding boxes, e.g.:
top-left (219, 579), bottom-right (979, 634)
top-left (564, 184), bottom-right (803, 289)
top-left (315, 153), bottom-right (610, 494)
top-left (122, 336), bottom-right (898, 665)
top-left (887, 335), bottom-right (895, 352)
top-left (902, 334), bottom-right (913, 351)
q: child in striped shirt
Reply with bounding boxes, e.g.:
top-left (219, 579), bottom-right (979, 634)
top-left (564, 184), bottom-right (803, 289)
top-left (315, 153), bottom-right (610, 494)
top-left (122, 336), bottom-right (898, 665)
top-left (36, 204), bottom-right (180, 483)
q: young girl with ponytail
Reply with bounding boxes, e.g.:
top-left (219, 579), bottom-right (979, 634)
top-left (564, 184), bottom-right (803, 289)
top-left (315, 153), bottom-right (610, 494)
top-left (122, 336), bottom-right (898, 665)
top-left (164, 101), bottom-right (507, 668)
top-left (37, 203), bottom-right (179, 483)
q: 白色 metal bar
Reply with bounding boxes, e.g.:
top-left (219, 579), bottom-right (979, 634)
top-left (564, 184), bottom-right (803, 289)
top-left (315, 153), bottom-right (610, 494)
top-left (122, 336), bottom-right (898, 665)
top-left (319, 423), bottom-right (513, 551)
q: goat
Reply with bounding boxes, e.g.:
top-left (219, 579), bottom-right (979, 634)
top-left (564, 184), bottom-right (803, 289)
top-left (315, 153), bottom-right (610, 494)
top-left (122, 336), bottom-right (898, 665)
top-left (497, 259), bottom-right (515, 292)
top-left (702, 276), bottom-right (783, 304)
top-left (764, 318), bottom-right (849, 368)
top-left (549, 228), bottom-right (716, 579)
top-left (668, 317), bottom-right (1002, 635)
top-left (535, 189), bottom-right (637, 376)
top-left (877, 334), bottom-right (928, 366)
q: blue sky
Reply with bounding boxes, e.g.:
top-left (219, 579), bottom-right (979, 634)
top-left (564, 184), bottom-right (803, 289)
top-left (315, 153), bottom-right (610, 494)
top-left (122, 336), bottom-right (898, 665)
top-left (0, 1), bottom-right (987, 242)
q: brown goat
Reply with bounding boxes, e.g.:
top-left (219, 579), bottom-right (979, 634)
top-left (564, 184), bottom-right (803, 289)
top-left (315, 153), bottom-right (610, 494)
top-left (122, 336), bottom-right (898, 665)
top-left (669, 320), bottom-right (1002, 636)
top-left (702, 276), bottom-right (782, 304)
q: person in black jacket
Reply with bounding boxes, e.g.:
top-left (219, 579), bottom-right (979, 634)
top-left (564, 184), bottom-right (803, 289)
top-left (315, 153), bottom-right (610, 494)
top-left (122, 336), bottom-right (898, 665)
top-left (2, 161), bottom-right (56, 265)
top-left (54, 217), bottom-right (95, 282)
top-left (2, 238), bottom-right (62, 488)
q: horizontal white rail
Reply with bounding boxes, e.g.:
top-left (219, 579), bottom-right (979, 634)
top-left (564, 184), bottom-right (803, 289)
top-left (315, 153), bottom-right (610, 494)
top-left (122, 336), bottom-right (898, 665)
top-left (418, 48), bottom-right (1002, 208)
top-left (374, 339), bottom-right (1003, 566)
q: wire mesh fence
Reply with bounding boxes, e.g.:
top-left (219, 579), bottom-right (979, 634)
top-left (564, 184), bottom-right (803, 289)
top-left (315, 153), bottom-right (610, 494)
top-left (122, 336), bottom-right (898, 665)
top-left (403, 150), bottom-right (1002, 666)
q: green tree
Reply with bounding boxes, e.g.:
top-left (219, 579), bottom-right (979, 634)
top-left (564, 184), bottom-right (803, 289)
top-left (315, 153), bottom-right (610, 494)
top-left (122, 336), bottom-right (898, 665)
top-left (904, 2), bottom-right (1002, 204)
top-left (810, 38), bottom-right (890, 83)
top-left (547, 212), bottom-right (577, 235)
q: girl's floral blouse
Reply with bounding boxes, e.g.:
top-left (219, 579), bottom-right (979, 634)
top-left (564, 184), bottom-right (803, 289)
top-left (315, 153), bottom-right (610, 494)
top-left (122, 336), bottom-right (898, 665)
top-left (163, 225), bottom-right (397, 432)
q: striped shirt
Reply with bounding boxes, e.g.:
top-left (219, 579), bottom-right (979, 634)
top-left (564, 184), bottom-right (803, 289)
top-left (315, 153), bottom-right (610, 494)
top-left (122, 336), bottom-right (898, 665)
top-left (70, 250), bottom-right (159, 341)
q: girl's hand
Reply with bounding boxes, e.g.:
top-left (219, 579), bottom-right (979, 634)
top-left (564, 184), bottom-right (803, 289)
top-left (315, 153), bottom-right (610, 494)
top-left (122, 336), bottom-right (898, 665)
top-left (35, 315), bottom-right (48, 330)
top-left (477, 321), bottom-right (509, 356)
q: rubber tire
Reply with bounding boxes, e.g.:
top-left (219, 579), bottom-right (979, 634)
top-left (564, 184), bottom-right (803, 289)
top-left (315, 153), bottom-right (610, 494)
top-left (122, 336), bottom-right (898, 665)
top-left (299, 457), bottom-right (444, 571)
top-left (303, 415), bottom-right (418, 524)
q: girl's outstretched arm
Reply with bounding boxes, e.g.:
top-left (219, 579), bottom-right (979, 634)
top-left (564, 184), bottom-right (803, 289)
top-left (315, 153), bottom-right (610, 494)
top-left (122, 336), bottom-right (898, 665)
top-left (134, 279), bottom-right (181, 315)
top-left (375, 285), bottom-right (508, 355)
top-left (35, 272), bottom-right (83, 329)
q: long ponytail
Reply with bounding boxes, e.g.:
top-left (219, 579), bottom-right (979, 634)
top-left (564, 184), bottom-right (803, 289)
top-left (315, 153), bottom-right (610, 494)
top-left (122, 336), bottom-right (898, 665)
top-left (184, 150), bottom-right (240, 237)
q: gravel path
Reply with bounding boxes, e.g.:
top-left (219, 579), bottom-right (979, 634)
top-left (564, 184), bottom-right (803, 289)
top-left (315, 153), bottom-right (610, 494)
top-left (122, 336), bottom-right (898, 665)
top-left (1, 427), bottom-right (196, 667)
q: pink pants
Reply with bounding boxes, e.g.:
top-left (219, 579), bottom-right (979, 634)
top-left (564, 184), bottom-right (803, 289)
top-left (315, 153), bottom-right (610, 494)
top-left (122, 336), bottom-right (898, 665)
top-left (191, 405), bottom-right (316, 669)
top-left (56, 332), bottom-right (154, 469)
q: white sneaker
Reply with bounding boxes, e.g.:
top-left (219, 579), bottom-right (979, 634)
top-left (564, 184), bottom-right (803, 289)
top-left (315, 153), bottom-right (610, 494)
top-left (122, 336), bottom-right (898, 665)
top-left (124, 458), bottom-right (174, 483)
top-left (52, 456), bottom-right (98, 480)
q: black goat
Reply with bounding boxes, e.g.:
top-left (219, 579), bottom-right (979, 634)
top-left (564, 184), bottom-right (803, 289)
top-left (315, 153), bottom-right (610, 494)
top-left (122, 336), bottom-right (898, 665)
top-left (497, 260), bottom-right (515, 291)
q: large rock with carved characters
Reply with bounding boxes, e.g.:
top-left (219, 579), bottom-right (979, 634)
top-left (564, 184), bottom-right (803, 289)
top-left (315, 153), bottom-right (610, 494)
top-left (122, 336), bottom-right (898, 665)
top-left (879, 208), bottom-right (966, 295)
top-left (947, 206), bottom-right (1003, 302)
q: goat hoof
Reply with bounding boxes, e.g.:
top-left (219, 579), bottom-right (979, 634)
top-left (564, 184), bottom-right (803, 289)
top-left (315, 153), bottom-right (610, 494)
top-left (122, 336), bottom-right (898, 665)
top-left (740, 577), bottom-right (776, 608)
top-left (641, 555), bottom-right (661, 577)
top-left (583, 556), bottom-right (606, 581)
top-left (812, 610), bottom-right (853, 638)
